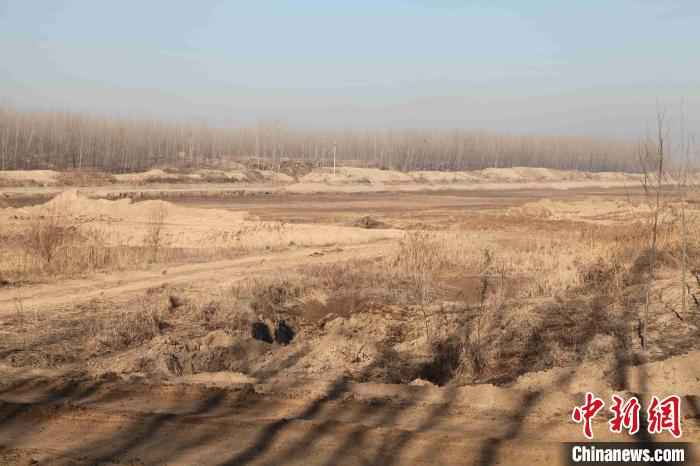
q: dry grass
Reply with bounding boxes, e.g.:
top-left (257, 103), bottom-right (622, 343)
top-left (145, 203), bottom-right (169, 262)
top-left (2, 195), bottom-right (697, 389)
top-left (22, 203), bottom-right (82, 268)
top-left (287, 228), bottom-right (633, 309)
top-left (228, 208), bottom-right (700, 382)
top-left (0, 214), bottom-right (244, 284)
top-left (93, 297), bottom-right (166, 351)
top-left (233, 226), bottom-right (627, 330)
top-left (250, 278), bottom-right (306, 317)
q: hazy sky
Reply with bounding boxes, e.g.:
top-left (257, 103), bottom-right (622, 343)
top-left (1, 0), bottom-right (698, 136)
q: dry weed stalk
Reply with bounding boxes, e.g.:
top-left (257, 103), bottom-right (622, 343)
top-left (145, 204), bottom-right (169, 262)
top-left (23, 203), bottom-right (79, 270)
top-left (470, 248), bottom-right (494, 373)
top-left (395, 231), bottom-right (443, 341)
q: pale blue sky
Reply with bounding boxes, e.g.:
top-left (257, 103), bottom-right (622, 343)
top-left (1, 0), bottom-right (698, 135)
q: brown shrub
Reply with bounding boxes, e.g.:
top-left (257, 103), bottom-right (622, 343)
top-left (393, 231), bottom-right (445, 304)
top-left (22, 204), bottom-right (81, 268)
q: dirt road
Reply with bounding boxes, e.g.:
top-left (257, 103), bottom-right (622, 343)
top-left (0, 241), bottom-right (395, 317)
top-left (0, 355), bottom-right (697, 466)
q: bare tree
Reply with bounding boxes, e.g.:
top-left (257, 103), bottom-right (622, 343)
top-left (637, 110), bottom-right (667, 351)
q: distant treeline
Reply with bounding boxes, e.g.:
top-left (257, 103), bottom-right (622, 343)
top-left (0, 106), bottom-right (640, 172)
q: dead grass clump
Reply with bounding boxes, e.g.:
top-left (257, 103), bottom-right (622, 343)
top-left (23, 204), bottom-right (81, 268)
top-left (250, 277), bottom-right (306, 316)
top-left (2, 199), bottom-right (231, 282)
top-left (579, 256), bottom-right (627, 295)
top-left (2, 202), bottom-right (133, 279)
top-left (201, 301), bottom-right (252, 334)
top-left (393, 231), bottom-right (446, 304)
top-left (577, 211), bottom-right (700, 295)
top-left (9, 222), bottom-right (143, 279)
top-left (95, 299), bottom-right (166, 351)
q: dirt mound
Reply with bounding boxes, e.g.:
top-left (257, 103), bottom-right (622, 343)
top-left (111, 330), bottom-right (273, 376)
top-left (301, 167), bottom-right (413, 185)
top-left (55, 170), bottom-right (117, 186)
top-left (113, 168), bottom-right (294, 185)
top-left (5, 349), bottom-right (78, 368)
top-left (0, 166), bottom-right (653, 195)
top-left (511, 349), bottom-right (700, 398)
top-left (241, 158), bottom-right (315, 179)
top-left (478, 167), bottom-right (529, 182)
top-left (285, 166), bottom-right (648, 194)
top-left (96, 306), bottom-right (441, 386)
top-left (354, 215), bottom-right (389, 229)
top-left (114, 168), bottom-right (183, 183)
top-left (409, 171), bottom-right (480, 184)
top-left (38, 189), bottom-right (175, 223)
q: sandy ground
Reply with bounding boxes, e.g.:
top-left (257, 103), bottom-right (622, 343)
top-left (0, 241), bottom-right (394, 316)
top-left (0, 178), bottom-right (698, 465)
top-left (0, 356), bottom-right (697, 466)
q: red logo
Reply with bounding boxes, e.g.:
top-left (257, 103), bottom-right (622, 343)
top-left (647, 395), bottom-right (682, 438)
top-left (609, 395), bottom-right (641, 435)
top-left (572, 392), bottom-right (605, 439)
top-left (572, 393), bottom-right (682, 440)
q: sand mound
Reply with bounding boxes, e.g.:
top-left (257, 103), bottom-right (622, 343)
top-left (512, 350), bottom-right (700, 398)
top-left (0, 170), bottom-right (61, 186)
top-left (44, 189), bottom-right (246, 223)
top-left (95, 308), bottom-right (440, 386)
top-left (3, 190), bottom-right (398, 250)
top-left (107, 331), bottom-right (273, 377)
top-left (114, 168), bottom-right (294, 184)
top-left (0, 167), bottom-right (653, 196)
top-left (301, 167), bottom-right (413, 185)
top-left (478, 167), bottom-right (528, 182)
top-left (409, 171), bottom-right (480, 183)
top-left (41, 189), bottom-right (161, 221)
top-left (290, 166), bottom-right (646, 192)
top-left (258, 170), bottom-right (294, 183)
top-left (176, 371), bottom-right (258, 386)
top-left (476, 167), bottom-right (581, 182)
top-left (114, 169), bottom-right (191, 183)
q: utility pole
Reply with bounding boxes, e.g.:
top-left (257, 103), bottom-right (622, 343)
top-left (333, 142), bottom-right (337, 175)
